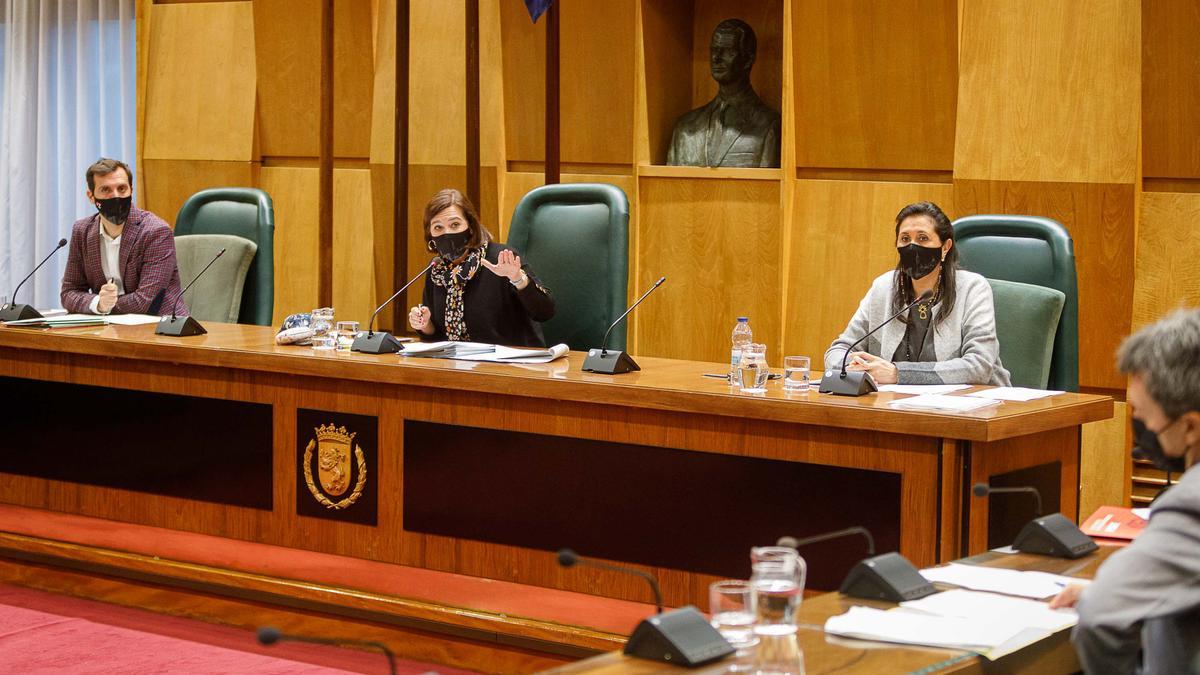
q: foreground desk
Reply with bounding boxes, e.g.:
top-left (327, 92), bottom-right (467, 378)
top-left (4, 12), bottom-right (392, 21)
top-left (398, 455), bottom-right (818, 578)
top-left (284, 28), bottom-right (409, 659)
top-left (550, 546), bottom-right (1116, 674)
top-left (0, 323), bottom-right (1110, 608)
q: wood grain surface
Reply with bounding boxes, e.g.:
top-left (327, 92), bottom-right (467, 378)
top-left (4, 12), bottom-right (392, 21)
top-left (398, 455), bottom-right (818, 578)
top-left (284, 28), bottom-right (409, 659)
top-left (1142, 0), bottom-right (1200, 180)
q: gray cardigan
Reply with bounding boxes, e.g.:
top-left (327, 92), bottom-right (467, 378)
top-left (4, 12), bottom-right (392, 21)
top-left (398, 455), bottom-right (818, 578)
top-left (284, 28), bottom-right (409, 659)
top-left (823, 270), bottom-right (1011, 386)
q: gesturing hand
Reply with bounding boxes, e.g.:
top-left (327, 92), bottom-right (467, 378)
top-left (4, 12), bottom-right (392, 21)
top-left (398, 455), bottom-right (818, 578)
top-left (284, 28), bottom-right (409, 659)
top-left (481, 249), bottom-right (524, 283)
top-left (845, 351), bottom-right (899, 385)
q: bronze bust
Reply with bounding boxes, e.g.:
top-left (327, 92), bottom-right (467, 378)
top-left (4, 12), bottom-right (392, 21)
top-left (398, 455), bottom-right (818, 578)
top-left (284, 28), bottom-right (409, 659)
top-left (667, 19), bottom-right (781, 168)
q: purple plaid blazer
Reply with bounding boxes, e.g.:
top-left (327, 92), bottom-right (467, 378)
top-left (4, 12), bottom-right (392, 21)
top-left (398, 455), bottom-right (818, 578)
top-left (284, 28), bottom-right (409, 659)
top-left (60, 207), bottom-right (188, 316)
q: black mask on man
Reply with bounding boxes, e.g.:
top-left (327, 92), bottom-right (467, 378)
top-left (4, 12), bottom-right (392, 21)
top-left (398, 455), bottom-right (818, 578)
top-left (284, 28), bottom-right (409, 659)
top-left (1132, 418), bottom-right (1187, 473)
top-left (95, 195), bottom-right (132, 226)
top-left (433, 231), bottom-right (472, 261)
top-left (897, 243), bottom-right (943, 280)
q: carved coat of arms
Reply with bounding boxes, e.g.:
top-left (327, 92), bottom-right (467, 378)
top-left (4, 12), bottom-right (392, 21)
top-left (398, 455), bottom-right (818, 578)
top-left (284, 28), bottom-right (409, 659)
top-left (303, 423), bottom-right (367, 509)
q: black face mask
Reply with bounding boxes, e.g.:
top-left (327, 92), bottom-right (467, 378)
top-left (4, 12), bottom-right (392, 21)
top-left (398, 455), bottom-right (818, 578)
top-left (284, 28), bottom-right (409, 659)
top-left (897, 243), bottom-right (943, 280)
top-left (95, 195), bottom-right (132, 226)
top-left (433, 231), bottom-right (472, 261)
top-left (1132, 417), bottom-right (1187, 474)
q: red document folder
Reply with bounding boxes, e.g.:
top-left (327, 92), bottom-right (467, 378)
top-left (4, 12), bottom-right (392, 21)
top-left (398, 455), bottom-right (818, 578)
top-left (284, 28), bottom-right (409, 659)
top-left (1081, 505), bottom-right (1148, 543)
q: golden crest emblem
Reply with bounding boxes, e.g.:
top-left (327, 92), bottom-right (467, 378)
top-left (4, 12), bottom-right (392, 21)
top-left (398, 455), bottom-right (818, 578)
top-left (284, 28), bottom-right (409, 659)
top-left (304, 423), bottom-right (367, 509)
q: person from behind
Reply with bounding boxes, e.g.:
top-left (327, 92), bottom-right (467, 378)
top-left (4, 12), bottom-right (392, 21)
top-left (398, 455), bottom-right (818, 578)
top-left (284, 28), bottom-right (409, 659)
top-left (408, 188), bottom-right (554, 347)
top-left (1050, 308), bottom-right (1200, 674)
top-left (823, 201), bottom-right (1010, 386)
top-left (60, 158), bottom-right (187, 316)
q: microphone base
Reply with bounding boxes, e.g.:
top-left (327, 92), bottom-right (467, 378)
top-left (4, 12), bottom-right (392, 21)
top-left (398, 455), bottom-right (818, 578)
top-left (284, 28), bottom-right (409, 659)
top-left (839, 552), bottom-right (937, 603)
top-left (582, 349), bottom-right (640, 374)
top-left (1013, 513), bottom-right (1099, 559)
top-left (818, 370), bottom-right (878, 396)
top-left (154, 315), bottom-right (207, 337)
top-left (351, 331), bottom-right (405, 354)
top-left (623, 606), bottom-right (734, 667)
top-left (0, 304), bottom-right (43, 322)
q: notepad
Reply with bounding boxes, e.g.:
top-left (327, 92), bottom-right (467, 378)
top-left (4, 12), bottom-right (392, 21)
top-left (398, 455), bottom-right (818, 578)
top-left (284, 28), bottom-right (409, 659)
top-left (888, 394), bottom-right (1001, 412)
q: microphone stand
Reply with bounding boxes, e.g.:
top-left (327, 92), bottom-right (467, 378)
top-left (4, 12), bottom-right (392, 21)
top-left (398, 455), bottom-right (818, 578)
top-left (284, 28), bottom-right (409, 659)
top-left (155, 248), bottom-right (226, 337)
top-left (581, 276), bottom-right (666, 374)
top-left (819, 289), bottom-right (934, 396)
top-left (351, 261), bottom-right (435, 354)
top-left (0, 238), bottom-right (68, 322)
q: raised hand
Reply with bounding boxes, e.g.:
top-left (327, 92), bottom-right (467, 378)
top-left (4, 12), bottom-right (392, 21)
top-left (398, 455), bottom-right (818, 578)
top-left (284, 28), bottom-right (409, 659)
top-left (481, 249), bottom-right (524, 283)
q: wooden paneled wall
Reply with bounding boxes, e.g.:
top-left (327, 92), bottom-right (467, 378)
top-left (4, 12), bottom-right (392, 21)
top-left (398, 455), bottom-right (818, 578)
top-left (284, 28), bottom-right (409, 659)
top-left (137, 0), bottom-right (1200, 512)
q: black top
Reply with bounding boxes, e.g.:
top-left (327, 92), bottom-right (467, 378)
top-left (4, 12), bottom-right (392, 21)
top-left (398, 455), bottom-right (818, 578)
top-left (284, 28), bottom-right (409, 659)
top-left (892, 301), bottom-right (936, 363)
top-left (420, 242), bottom-right (555, 347)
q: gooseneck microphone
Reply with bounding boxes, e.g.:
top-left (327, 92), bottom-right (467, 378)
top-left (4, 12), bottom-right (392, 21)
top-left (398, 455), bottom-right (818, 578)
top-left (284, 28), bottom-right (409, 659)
top-left (256, 627), bottom-right (396, 675)
top-left (819, 288), bottom-right (934, 396)
top-left (556, 548), bottom-right (734, 666)
top-left (557, 548), bottom-right (663, 614)
top-left (155, 248), bottom-right (225, 337)
top-left (972, 482), bottom-right (1098, 558)
top-left (0, 238), bottom-right (68, 322)
top-left (972, 482), bottom-right (1042, 516)
top-left (581, 276), bottom-right (667, 374)
top-left (352, 260), bottom-right (436, 354)
top-left (778, 526), bottom-right (876, 556)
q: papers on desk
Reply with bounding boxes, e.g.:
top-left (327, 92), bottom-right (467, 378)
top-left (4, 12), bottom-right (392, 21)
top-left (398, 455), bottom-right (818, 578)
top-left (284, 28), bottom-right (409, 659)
top-left (400, 341), bottom-right (569, 363)
top-left (1081, 505), bottom-right (1148, 541)
top-left (902, 590), bottom-right (1077, 632)
top-left (106, 314), bottom-right (163, 326)
top-left (888, 393), bottom-right (1000, 413)
top-left (966, 387), bottom-right (1064, 402)
top-left (878, 384), bottom-right (972, 395)
top-left (2, 313), bottom-right (162, 328)
top-left (919, 563), bottom-right (1090, 599)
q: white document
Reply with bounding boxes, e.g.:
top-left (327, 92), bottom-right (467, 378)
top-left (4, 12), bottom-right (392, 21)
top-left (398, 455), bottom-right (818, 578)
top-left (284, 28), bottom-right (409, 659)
top-left (889, 394), bottom-right (1001, 413)
top-left (109, 314), bottom-right (165, 326)
top-left (901, 589), bottom-right (1077, 632)
top-left (399, 341), bottom-right (495, 357)
top-left (919, 563), bottom-right (1090, 600)
top-left (824, 605), bottom-right (1026, 651)
top-left (878, 384), bottom-right (973, 395)
top-left (966, 387), bottom-right (1064, 402)
top-left (456, 343), bottom-right (570, 364)
top-left (1132, 507), bottom-right (1152, 520)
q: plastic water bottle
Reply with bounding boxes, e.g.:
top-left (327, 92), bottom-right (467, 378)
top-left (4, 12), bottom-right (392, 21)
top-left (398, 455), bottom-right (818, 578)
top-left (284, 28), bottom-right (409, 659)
top-left (730, 317), bottom-right (752, 381)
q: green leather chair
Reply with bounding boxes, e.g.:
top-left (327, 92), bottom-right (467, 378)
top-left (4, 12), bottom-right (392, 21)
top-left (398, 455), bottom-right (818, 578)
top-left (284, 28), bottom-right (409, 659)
top-left (953, 215), bottom-right (1079, 391)
top-left (988, 279), bottom-right (1066, 390)
top-left (507, 183), bottom-right (629, 351)
top-left (174, 188), bottom-right (275, 326)
top-left (174, 234), bottom-right (258, 323)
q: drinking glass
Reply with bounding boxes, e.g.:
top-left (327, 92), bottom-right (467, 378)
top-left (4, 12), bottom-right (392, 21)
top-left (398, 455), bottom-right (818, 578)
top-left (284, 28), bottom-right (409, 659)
top-left (311, 307), bottom-right (334, 337)
top-left (738, 343), bottom-right (769, 393)
top-left (310, 333), bottom-right (336, 351)
top-left (783, 356), bottom-right (811, 391)
top-left (335, 320), bottom-right (360, 352)
top-left (709, 580), bottom-right (758, 650)
top-left (750, 546), bottom-right (806, 637)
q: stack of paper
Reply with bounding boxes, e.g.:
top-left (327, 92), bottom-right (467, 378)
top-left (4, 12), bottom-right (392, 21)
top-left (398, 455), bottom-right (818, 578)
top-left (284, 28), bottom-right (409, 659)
top-left (889, 394), bottom-right (1000, 412)
top-left (3, 314), bottom-right (107, 328)
top-left (400, 341), bottom-right (570, 364)
top-left (878, 384), bottom-right (972, 395)
top-left (399, 341), bottom-right (496, 358)
top-left (966, 387), bottom-right (1064, 401)
top-left (920, 563), bottom-right (1089, 599)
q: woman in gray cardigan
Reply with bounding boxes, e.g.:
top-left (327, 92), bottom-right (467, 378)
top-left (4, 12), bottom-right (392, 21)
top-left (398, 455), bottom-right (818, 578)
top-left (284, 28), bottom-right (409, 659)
top-left (824, 202), bottom-right (1011, 386)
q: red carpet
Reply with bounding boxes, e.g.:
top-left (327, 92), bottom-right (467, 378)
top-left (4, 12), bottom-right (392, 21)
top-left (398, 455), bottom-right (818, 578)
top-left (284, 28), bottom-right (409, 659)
top-left (0, 584), bottom-right (469, 674)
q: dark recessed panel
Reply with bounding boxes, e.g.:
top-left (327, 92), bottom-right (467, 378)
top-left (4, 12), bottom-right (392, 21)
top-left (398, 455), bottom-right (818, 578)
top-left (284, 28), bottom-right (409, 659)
top-left (988, 461), bottom-right (1062, 549)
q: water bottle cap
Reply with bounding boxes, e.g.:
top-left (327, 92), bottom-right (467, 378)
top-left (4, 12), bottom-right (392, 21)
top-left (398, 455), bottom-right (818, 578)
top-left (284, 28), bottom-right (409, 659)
top-left (738, 317), bottom-right (749, 322)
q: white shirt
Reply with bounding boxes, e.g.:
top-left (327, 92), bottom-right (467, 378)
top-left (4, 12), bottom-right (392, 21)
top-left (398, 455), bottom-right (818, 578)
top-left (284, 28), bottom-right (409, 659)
top-left (88, 222), bottom-right (126, 315)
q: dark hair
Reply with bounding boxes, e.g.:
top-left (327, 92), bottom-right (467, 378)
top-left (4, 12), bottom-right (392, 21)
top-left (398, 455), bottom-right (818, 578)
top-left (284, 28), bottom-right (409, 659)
top-left (85, 158), bottom-right (132, 192)
top-left (422, 188), bottom-right (491, 255)
top-left (891, 201), bottom-right (958, 327)
top-left (713, 19), bottom-right (757, 63)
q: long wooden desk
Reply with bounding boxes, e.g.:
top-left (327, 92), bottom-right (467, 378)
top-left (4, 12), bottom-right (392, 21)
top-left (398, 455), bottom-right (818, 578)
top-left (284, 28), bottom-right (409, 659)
top-left (0, 323), bottom-right (1111, 610)
top-left (549, 546), bottom-right (1116, 674)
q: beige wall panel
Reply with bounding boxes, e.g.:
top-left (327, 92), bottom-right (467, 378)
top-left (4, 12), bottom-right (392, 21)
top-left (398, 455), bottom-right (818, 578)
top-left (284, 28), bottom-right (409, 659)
top-left (253, 0), bottom-right (321, 158)
top-left (636, 177), bottom-right (781, 363)
top-left (954, 0), bottom-right (1139, 184)
top-left (260, 167), bottom-right (320, 326)
top-left (140, 159), bottom-right (258, 229)
top-left (1134, 192), bottom-right (1200, 329)
top-left (409, 0), bottom-right (466, 165)
top-left (1143, 0), bottom-right (1200, 179)
top-left (143, 2), bottom-right (257, 162)
top-left (333, 169), bottom-right (377, 324)
top-left (479, 0), bottom-right (505, 166)
top-left (690, 1), bottom-right (782, 114)
top-left (334, 0), bottom-right (375, 159)
top-left (560, 0), bottom-right (635, 166)
top-left (1081, 401), bottom-right (1130, 517)
top-left (784, 180), bottom-right (955, 363)
top-left (792, 0), bottom-right (957, 171)
top-left (369, 0), bottom-right (396, 164)
top-left (953, 179), bottom-right (1135, 391)
top-left (368, 165), bottom-right (397, 331)
top-left (641, 0), bottom-right (696, 165)
top-left (499, 0), bottom-right (544, 163)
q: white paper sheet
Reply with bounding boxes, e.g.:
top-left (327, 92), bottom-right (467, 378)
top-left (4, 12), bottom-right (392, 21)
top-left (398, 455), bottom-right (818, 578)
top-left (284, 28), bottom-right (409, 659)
top-left (1132, 507), bottom-right (1152, 520)
top-left (919, 563), bottom-right (1090, 600)
top-left (966, 387), bottom-right (1064, 402)
top-left (877, 384), bottom-right (973, 395)
top-left (110, 314), bottom-right (165, 326)
top-left (888, 394), bottom-right (1001, 413)
top-left (824, 606), bottom-right (1025, 651)
top-left (455, 343), bottom-right (570, 364)
top-left (901, 589), bottom-right (1077, 632)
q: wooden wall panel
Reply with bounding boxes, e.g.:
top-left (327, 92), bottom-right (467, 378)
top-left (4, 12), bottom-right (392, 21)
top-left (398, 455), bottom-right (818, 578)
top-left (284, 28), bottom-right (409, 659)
top-left (783, 180), bottom-right (955, 364)
top-left (369, 0), bottom-right (396, 165)
top-left (954, 0), bottom-right (1139, 184)
top-left (334, 0), bottom-right (375, 159)
top-left (953, 179), bottom-right (1134, 391)
top-left (1081, 401), bottom-right (1130, 516)
top-left (260, 167), bottom-right (320, 326)
top-left (498, 0), bottom-right (544, 164)
top-left (636, 177), bottom-right (781, 363)
top-left (1134, 192), bottom-right (1200, 328)
top-left (792, 0), bottom-right (957, 171)
top-left (640, 0), bottom-right (695, 165)
top-left (410, 0), bottom-right (467, 165)
top-left (333, 169), bottom-right (377, 324)
top-left (370, 165), bottom-right (397, 331)
top-left (1143, 0), bottom-right (1200, 179)
top-left (141, 160), bottom-right (258, 228)
top-left (143, 2), bottom-right (257, 162)
top-left (253, 0), bottom-right (320, 158)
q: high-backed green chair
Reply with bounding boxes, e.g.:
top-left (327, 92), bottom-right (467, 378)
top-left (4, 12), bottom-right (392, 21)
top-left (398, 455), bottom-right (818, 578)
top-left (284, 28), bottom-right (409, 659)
top-left (953, 215), bottom-right (1078, 391)
top-left (174, 188), bottom-right (275, 326)
top-left (507, 183), bottom-right (629, 351)
top-left (174, 234), bottom-right (258, 323)
top-left (988, 279), bottom-right (1066, 389)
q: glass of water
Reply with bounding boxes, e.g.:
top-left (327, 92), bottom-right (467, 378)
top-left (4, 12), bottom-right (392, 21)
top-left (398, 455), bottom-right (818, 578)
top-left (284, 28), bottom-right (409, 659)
top-left (335, 320), bottom-right (359, 352)
top-left (311, 307), bottom-right (334, 336)
top-left (750, 546), bottom-right (806, 637)
top-left (738, 343), bottom-right (769, 393)
top-left (783, 356), bottom-right (811, 391)
top-left (709, 580), bottom-right (758, 651)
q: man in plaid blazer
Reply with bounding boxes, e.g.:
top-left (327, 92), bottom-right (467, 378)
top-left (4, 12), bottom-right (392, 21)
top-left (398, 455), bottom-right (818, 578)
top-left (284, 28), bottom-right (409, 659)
top-left (60, 158), bottom-right (187, 317)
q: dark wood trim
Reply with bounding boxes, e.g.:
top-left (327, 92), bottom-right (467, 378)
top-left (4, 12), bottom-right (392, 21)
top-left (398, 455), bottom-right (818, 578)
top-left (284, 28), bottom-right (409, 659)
top-left (1143, 177), bottom-right (1200, 193)
top-left (465, 0), bottom-right (481, 207)
top-left (393, 0), bottom-right (411, 333)
top-left (544, 2), bottom-right (560, 185)
top-left (796, 167), bottom-right (954, 184)
top-left (318, 0), bottom-right (334, 307)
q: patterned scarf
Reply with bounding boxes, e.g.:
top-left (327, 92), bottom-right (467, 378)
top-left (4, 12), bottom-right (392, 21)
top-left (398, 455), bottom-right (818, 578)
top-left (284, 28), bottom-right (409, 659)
top-left (430, 246), bottom-right (484, 341)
